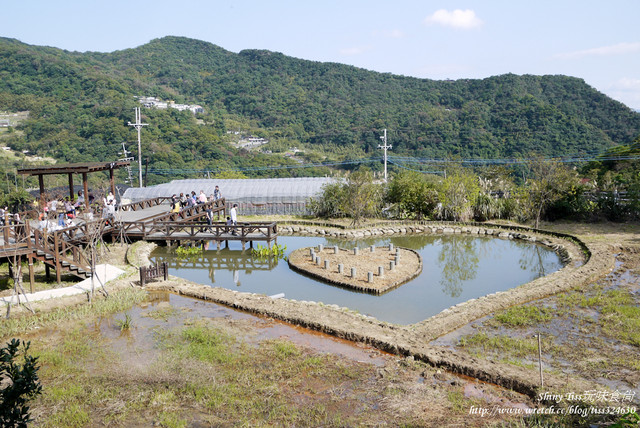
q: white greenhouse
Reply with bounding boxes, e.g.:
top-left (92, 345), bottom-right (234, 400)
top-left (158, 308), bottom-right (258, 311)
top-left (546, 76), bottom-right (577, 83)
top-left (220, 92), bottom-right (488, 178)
top-left (121, 177), bottom-right (337, 215)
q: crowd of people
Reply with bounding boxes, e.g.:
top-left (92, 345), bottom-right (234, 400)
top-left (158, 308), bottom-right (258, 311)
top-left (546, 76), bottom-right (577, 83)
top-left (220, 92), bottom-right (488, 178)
top-left (30, 189), bottom-right (119, 231)
top-left (3, 184), bottom-right (240, 234)
top-left (169, 186), bottom-right (239, 235)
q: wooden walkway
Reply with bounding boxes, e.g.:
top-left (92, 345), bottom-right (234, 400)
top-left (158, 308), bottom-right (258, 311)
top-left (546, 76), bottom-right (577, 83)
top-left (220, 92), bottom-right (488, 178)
top-left (0, 196), bottom-right (278, 288)
top-left (113, 197), bottom-right (277, 250)
top-left (141, 222), bottom-right (278, 251)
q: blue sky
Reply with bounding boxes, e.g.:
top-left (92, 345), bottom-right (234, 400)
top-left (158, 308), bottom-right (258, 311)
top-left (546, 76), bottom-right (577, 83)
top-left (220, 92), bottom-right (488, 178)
top-left (4, 1), bottom-right (640, 109)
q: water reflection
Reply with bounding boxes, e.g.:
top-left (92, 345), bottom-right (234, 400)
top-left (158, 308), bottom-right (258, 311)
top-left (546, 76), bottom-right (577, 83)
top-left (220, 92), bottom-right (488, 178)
top-left (438, 238), bottom-right (479, 298)
top-left (151, 235), bottom-right (563, 325)
top-left (153, 241), bottom-right (280, 284)
top-left (518, 244), bottom-right (548, 277)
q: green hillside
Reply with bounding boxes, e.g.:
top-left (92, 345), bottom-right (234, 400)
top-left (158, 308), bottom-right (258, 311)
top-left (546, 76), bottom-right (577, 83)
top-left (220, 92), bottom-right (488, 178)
top-left (0, 35), bottom-right (639, 182)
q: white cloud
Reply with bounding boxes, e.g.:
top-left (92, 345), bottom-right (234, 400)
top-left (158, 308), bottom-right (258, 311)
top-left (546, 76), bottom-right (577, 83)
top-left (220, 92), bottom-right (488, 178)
top-left (554, 42), bottom-right (640, 60)
top-left (606, 78), bottom-right (640, 110)
top-left (424, 9), bottom-right (483, 29)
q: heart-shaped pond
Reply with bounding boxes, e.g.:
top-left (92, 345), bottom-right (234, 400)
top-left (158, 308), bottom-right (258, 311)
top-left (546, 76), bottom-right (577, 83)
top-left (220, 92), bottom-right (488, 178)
top-left (150, 234), bottom-right (563, 325)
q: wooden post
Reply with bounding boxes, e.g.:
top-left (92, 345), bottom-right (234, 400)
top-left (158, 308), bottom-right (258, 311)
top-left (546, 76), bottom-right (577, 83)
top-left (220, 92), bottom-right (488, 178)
top-left (68, 173), bottom-right (74, 202)
top-left (140, 266), bottom-right (146, 286)
top-left (162, 262), bottom-right (168, 281)
top-left (109, 167), bottom-right (115, 196)
top-left (82, 172), bottom-right (89, 212)
top-left (28, 256), bottom-right (34, 293)
top-left (537, 333), bottom-right (544, 387)
top-left (38, 174), bottom-right (46, 211)
top-left (54, 233), bottom-right (61, 285)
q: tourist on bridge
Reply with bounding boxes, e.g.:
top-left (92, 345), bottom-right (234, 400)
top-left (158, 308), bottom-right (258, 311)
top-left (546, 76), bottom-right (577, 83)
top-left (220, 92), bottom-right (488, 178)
top-left (186, 193), bottom-right (196, 207)
top-left (230, 203), bottom-right (238, 235)
top-left (102, 199), bottom-right (116, 225)
top-left (206, 208), bottom-right (214, 228)
top-left (75, 190), bottom-right (84, 210)
top-left (56, 199), bottom-right (66, 227)
top-left (213, 185), bottom-right (222, 201)
top-left (65, 198), bottom-right (75, 219)
top-left (198, 190), bottom-right (207, 204)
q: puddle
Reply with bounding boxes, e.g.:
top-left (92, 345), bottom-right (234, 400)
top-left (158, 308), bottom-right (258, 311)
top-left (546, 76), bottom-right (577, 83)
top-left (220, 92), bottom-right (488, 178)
top-left (92, 291), bottom-right (393, 368)
top-left (464, 382), bottom-right (531, 411)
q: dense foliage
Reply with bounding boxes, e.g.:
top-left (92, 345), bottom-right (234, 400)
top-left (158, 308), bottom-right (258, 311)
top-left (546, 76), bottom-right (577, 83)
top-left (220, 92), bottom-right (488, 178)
top-left (311, 159), bottom-right (640, 225)
top-left (1, 35), bottom-right (639, 188)
top-left (0, 339), bottom-right (42, 427)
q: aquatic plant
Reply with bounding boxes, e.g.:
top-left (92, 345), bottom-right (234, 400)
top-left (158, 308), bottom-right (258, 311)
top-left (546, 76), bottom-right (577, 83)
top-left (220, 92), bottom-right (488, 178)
top-left (116, 313), bottom-right (133, 331)
top-left (251, 244), bottom-right (287, 259)
top-left (175, 245), bottom-right (203, 258)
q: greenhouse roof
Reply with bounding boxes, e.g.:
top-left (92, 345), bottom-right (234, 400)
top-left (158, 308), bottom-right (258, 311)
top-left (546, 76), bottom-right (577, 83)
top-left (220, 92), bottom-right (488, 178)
top-left (121, 177), bottom-right (338, 204)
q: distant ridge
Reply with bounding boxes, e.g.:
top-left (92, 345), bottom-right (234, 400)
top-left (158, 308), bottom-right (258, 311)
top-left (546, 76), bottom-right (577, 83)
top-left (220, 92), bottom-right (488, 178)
top-left (0, 35), bottom-right (639, 179)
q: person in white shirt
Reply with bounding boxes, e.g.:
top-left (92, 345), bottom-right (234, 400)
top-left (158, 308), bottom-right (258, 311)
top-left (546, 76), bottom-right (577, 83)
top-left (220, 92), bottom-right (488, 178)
top-left (229, 204), bottom-right (238, 235)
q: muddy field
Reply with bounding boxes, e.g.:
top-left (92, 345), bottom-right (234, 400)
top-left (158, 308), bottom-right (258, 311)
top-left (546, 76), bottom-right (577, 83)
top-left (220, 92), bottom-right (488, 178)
top-left (1, 220), bottom-right (638, 426)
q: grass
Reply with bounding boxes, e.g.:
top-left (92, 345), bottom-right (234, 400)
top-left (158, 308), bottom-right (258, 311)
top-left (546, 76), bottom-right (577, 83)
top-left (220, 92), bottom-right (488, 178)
top-left (493, 305), bottom-right (553, 327)
top-left (24, 308), bottom-right (438, 427)
top-left (115, 312), bottom-right (133, 331)
top-left (458, 332), bottom-right (551, 360)
top-left (602, 304), bottom-right (640, 347)
top-left (0, 286), bottom-right (147, 338)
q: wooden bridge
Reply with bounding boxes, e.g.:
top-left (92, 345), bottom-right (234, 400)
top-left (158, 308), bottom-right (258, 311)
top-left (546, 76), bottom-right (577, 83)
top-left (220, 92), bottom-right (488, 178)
top-left (1, 196), bottom-right (278, 288)
top-left (114, 197), bottom-right (277, 250)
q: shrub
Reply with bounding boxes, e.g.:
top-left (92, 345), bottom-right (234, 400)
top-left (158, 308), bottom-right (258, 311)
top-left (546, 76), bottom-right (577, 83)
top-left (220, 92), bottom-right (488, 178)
top-left (0, 339), bottom-right (42, 427)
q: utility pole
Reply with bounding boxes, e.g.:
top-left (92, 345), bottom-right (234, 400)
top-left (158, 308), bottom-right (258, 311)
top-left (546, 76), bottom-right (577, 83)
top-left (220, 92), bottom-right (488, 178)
top-left (128, 107), bottom-right (148, 188)
top-left (378, 128), bottom-right (392, 182)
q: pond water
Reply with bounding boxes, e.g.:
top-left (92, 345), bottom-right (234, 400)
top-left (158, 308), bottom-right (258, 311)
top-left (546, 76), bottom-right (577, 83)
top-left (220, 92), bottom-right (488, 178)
top-left (150, 235), bottom-right (563, 325)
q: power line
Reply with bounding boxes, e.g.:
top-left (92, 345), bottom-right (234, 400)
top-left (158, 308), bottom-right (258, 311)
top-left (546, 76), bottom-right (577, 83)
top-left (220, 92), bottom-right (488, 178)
top-left (127, 148), bottom-right (639, 177)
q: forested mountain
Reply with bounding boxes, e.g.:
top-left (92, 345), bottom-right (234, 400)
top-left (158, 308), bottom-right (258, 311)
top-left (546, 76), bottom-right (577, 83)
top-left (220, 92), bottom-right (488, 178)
top-left (1, 35), bottom-right (639, 181)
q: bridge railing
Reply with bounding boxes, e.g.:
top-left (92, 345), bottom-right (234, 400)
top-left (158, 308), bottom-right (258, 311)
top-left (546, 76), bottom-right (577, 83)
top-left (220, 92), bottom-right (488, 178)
top-left (0, 222), bottom-right (29, 251)
top-left (145, 221), bottom-right (277, 240)
top-left (119, 197), bottom-right (171, 212)
top-left (153, 253), bottom-right (279, 270)
top-left (115, 199), bottom-right (227, 236)
top-left (30, 225), bottom-right (92, 281)
top-left (152, 198), bottom-right (226, 223)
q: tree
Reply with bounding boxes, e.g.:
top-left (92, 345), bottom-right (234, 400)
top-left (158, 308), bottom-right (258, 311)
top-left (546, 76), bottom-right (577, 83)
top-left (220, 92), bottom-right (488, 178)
top-left (339, 168), bottom-right (382, 227)
top-left (524, 156), bottom-right (576, 228)
top-left (437, 167), bottom-right (480, 222)
top-left (386, 170), bottom-right (439, 219)
top-left (0, 339), bottom-right (42, 427)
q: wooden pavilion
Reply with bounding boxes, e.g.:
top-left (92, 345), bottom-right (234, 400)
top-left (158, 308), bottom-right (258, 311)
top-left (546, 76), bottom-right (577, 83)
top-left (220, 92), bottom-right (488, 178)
top-left (17, 161), bottom-right (131, 210)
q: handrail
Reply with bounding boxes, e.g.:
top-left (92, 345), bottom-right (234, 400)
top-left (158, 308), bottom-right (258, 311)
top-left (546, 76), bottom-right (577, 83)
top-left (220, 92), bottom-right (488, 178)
top-left (118, 199), bottom-right (226, 228)
top-left (144, 221), bottom-right (277, 239)
top-left (0, 221), bottom-right (29, 250)
top-left (118, 197), bottom-right (171, 212)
